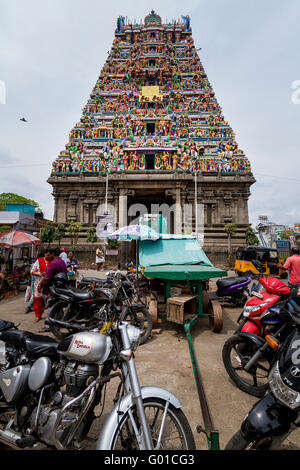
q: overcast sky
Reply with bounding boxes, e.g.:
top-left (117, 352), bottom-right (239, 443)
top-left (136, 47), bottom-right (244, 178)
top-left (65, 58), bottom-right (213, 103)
top-left (0, 0), bottom-right (299, 227)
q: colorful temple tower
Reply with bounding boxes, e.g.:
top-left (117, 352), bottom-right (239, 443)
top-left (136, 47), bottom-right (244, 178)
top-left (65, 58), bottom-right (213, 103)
top-left (48, 12), bottom-right (255, 259)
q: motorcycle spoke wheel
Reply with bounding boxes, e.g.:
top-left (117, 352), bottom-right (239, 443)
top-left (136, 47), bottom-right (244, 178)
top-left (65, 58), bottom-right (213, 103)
top-left (223, 335), bottom-right (271, 397)
top-left (111, 398), bottom-right (195, 450)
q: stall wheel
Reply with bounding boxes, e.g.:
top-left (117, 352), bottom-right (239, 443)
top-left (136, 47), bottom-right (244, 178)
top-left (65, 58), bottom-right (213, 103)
top-left (202, 290), bottom-right (209, 314)
top-left (208, 300), bottom-right (223, 333)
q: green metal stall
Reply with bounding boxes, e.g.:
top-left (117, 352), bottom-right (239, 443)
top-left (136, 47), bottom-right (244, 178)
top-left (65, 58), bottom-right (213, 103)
top-left (139, 236), bottom-right (227, 449)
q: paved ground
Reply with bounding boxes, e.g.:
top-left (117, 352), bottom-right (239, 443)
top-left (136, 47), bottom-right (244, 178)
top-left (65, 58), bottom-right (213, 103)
top-left (0, 270), bottom-right (299, 450)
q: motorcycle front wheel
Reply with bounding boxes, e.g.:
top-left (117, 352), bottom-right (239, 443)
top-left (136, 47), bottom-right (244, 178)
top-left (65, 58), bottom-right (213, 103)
top-left (222, 335), bottom-right (271, 397)
top-left (225, 429), bottom-right (273, 450)
top-left (111, 398), bottom-right (195, 450)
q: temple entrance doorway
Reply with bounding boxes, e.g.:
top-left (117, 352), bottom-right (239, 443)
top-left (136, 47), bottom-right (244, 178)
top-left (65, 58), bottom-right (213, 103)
top-left (145, 153), bottom-right (155, 170)
top-left (127, 190), bottom-right (175, 234)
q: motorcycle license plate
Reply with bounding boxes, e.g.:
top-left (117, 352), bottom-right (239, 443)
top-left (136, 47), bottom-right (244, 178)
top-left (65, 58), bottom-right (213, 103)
top-left (252, 291), bottom-right (263, 299)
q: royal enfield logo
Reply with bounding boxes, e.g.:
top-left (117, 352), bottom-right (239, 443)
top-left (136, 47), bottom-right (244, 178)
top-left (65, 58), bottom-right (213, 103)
top-left (2, 378), bottom-right (11, 387)
top-left (290, 366), bottom-right (300, 377)
top-left (69, 336), bottom-right (92, 357)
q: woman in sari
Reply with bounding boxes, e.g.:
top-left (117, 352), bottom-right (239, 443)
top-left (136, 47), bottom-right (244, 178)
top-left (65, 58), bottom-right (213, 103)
top-left (30, 251), bottom-right (51, 323)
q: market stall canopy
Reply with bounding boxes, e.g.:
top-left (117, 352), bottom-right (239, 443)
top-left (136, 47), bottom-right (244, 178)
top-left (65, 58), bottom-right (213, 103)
top-left (0, 231), bottom-right (41, 249)
top-left (139, 237), bottom-right (227, 280)
top-left (108, 224), bottom-right (159, 241)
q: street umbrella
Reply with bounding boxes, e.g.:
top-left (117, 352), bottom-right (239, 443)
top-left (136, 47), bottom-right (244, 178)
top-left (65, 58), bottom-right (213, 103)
top-left (0, 231), bottom-right (41, 249)
top-left (108, 224), bottom-right (159, 241)
top-left (108, 225), bottom-right (159, 277)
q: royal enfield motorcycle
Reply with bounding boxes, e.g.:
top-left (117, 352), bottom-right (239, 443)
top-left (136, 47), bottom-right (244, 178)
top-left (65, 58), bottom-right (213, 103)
top-left (225, 285), bottom-right (300, 450)
top-left (0, 319), bottom-right (195, 450)
top-left (47, 271), bottom-right (152, 344)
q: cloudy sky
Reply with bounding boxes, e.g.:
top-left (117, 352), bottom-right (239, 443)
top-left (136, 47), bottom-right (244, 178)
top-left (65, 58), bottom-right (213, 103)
top-left (0, 0), bottom-right (299, 227)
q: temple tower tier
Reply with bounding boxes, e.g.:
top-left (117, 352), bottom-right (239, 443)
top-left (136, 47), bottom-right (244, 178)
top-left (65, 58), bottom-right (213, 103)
top-left (48, 11), bottom-right (255, 262)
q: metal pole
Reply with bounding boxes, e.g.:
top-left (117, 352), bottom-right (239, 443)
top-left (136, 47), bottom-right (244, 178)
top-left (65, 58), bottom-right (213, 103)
top-left (105, 172), bottom-right (108, 215)
top-left (195, 169), bottom-right (198, 240)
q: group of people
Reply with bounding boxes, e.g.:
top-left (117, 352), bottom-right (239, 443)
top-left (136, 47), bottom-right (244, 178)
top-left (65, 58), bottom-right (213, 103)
top-left (26, 248), bottom-right (79, 329)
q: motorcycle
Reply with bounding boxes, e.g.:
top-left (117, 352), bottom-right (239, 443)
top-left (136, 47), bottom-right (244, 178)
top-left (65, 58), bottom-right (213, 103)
top-left (225, 284), bottom-right (300, 450)
top-left (77, 270), bottom-right (150, 307)
top-left (0, 318), bottom-right (195, 450)
top-left (222, 262), bottom-right (292, 397)
top-left (222, 298), bottom-right (300, 397)
top-left (47, 271), bottom-right (153, 344)
top-left (213, 275), bottom-right (252, 307)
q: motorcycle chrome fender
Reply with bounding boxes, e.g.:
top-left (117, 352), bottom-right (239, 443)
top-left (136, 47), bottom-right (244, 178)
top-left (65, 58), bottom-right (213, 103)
top-left (236, 332), bottom-right (274, 363)
top-left (96, 386), bottom-right (183, 450)
top-left (241, 393), bottom-right (295, 441)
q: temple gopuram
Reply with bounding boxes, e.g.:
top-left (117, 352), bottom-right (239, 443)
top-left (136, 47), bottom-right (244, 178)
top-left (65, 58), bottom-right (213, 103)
top-left (48, 12), bottom-right (255, 261)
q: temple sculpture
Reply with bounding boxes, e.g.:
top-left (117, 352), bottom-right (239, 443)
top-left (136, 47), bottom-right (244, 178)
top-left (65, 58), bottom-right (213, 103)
top-left (48, 12), bottom-right (255, 258)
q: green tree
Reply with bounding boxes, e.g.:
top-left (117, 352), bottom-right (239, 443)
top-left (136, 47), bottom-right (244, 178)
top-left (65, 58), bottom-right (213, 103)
top-left (66, 221), bottom-right (83, 250)
top-left (0, 225), bottom-right (12, 233)
top-left (0, 193), bottom-right (40, 211)
top-left (86, 228), bottom-right (97, 244)
top-left (53, 224), bottom-right (66, 247)
top-left (245, 226), bottom-right (259, 246)
top-left (280, 229), bottom-right (294, 240)
top-left (224, 222), bottom-right (237, 265)
top-left (40, 221), bottom-right (56, 247)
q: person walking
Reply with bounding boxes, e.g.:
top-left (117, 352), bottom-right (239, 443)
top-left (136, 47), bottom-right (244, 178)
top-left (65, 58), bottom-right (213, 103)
top-left (38, 247), bottom-right (68, 331)
top-left (30, 250), bottom-right (51, 323)
top-left (96, 246), bottom-right (105, 271)
top-left (66, 250), bottom-right (79, 287)
top-left (278, 247), bottom-right (300, 288)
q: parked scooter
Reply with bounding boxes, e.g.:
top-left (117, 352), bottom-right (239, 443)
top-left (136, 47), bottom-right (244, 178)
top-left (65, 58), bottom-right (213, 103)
top-left (0, 319), bottom-right (195, 450)
top-left (225, 285), bottom-right (300, 450)
top-left (222, 298), bottom-right (299, 397)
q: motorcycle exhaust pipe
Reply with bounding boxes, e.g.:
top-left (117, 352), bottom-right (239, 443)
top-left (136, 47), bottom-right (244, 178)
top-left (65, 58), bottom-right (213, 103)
top-left (0, 428), bottom-right (34, 450)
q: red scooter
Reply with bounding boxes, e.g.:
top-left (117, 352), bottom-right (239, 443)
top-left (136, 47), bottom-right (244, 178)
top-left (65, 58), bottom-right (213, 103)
top-left (222, 261), bottom-right (291, 397)
top-left (237, 276), bottom-right (291, 335)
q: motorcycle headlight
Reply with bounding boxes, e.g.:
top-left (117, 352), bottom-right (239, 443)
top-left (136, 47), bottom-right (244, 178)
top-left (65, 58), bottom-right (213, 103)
top-left (242, 303), bottom-right (268, 317)
top-left (269, 362), bottom-right (300, 409)
top-left (126, 324), bottom-right (142, 351)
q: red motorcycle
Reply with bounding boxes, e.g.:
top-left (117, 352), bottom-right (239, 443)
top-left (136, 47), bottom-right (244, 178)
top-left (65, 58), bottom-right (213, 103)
top-left (237, 276), bottom-right (291, 336)
top-left (222, 263), bottom-right (291, 397)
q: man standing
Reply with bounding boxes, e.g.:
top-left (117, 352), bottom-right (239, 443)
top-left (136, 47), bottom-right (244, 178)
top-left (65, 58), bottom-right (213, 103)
top-left (60, 248), bottom-right (68, 264)
top-left (38, 247), bottom-right (68, 331)
top-left (279, 247), bottom-right (300, 288)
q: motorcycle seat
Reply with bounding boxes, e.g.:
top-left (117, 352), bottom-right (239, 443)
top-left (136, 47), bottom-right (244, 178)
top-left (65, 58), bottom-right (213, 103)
top-left (0, 330), bottom-right (59, 357)
top-left (55, 287), bottom-right (94, 301)
top-left (80, 277), bottom-right (105, 284)
top-left (217, 276), bottom-right (250, 291)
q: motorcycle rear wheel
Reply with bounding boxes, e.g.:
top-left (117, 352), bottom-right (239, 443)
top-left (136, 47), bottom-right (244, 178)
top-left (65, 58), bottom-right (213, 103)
top-left (48, 303), bottom-right (87, 341)
top-left (222, 335), bottom-right (271, 397)
top-left (111, 398), bottom-right (195, 450)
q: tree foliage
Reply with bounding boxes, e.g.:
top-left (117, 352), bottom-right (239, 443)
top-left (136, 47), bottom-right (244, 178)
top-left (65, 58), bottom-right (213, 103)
top-left (280, 229), bottom-right (294, 240)
top-left (86, 228), bottom-right (97, 244)
top-left (66, 221), bottom-right (83, 249)
top-left (0, 193), bottom-right (40, 211)
top-left (40, 221), bottom-right (56, 247)
top-left (53, 224), bottom-right (66, 246)
top-left (245, 226), bottom-right (259, 246)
